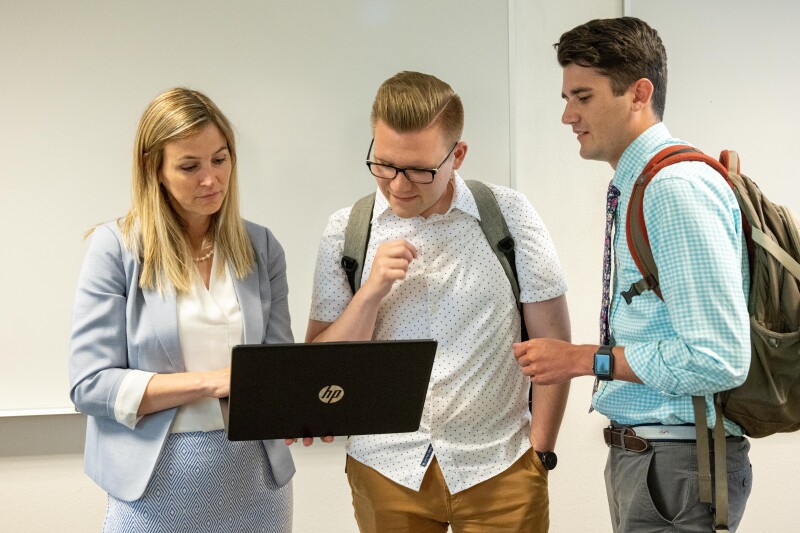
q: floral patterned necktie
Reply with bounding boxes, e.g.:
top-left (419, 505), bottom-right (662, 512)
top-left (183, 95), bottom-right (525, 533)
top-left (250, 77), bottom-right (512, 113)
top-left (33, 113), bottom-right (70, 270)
top-left (600, 182), bottom-right (620, 346)
top-left (591, 182), bottom-right (620, 411)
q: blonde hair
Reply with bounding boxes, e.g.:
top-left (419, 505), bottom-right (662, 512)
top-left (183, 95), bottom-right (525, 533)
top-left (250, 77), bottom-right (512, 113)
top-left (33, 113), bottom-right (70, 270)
top-left (119, 87), bottom-right (253, 293)
top-left (370, 71), bottom-right (463, 145)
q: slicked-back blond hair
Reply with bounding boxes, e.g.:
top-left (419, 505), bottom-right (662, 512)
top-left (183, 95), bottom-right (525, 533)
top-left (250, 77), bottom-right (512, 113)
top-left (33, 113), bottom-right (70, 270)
top-left (370, 71), bottom-right (463, 145)
top-left (119, 87), bottom-right (253, 293)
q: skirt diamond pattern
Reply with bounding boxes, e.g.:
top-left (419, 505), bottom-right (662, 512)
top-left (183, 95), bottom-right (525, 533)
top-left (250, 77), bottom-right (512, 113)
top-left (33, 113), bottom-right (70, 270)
top-left (103, 430), bottom-right (292, 532)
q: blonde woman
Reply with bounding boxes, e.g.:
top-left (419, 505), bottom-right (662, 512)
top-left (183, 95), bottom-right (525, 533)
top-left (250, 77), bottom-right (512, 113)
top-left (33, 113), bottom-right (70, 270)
top-left (69, 87), bottom-right (294, 532)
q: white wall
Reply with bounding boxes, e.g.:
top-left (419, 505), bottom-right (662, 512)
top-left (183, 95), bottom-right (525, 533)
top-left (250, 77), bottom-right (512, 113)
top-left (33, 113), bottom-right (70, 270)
top-left (2, 1), bottom-right (798, 532)
top-left (512, 2), bottom-right (624, 530)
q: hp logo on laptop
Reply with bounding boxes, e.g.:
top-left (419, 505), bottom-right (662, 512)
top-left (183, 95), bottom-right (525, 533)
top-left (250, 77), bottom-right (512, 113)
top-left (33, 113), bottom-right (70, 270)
top-left (319, 385), bottom-right (344, 404)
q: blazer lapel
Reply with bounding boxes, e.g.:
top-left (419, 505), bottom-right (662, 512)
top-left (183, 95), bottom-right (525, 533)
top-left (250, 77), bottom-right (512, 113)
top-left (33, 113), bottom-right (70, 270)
top-left (141, 285), bottom-right (184, 372)
top-left (234, 267), bottom-right (264, 344)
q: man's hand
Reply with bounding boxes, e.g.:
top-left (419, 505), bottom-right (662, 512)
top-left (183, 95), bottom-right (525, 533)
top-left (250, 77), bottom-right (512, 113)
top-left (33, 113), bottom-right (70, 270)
top-left (360, 240), bottom-right (417, 301)
top-left (305, 239), bottom-right (417, 344)
top-left (513, 338), bottom-right (591, 385)
top-left (284, 436), bottom-right (335, 446)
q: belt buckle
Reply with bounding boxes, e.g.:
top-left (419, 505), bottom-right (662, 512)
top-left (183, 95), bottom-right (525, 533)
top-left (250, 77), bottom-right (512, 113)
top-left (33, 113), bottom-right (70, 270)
top-left (605, 425), bottom-right (650, 453)
top-left (615, 425), bottom-right (636, 452)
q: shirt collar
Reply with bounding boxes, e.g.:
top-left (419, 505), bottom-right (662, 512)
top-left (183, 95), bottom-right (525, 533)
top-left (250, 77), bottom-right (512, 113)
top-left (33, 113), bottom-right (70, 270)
top-left (612, 122), bottom-right (673, 192)
top-left (450, 173), bottom-right (481, 220)
top-left (371, 172), bottom-right (480, 222)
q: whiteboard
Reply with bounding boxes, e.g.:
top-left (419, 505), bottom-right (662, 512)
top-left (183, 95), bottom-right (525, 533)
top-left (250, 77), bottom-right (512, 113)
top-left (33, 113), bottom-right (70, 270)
top-left (627, 0), bottom-right (798, 213)
top-left (0, 0), bottom-right (511, 413)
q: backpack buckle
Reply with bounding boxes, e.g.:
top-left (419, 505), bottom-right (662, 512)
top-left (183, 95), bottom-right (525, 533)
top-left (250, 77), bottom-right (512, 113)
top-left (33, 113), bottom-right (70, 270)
top-left (498, 236), bottom-right (515, 253)
top-left (621, 275), bottom-right (657, 304)
top-left (341, 256), bottom-right (358, 273)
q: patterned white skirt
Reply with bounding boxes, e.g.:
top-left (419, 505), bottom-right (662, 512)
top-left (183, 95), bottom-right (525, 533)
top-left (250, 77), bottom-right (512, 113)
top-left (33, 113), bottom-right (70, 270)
top-left (103, 430), bottom-right (292, 532)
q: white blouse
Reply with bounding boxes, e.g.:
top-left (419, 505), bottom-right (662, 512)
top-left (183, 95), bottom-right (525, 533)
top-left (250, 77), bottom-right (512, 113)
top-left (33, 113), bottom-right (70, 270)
top-left (114, 248), bottom-right (243, 432)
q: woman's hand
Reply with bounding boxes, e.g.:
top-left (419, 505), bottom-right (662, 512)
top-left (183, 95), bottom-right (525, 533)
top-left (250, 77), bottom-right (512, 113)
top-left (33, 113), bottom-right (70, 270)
top-left (137, 367), bottom-right (231, 417)
top-left (199, 367), bottom-right (231, 398)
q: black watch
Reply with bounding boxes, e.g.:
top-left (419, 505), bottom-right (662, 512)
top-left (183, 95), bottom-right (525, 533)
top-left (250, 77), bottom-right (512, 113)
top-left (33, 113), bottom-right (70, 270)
top-left (593, 345), bottom-right (614, 381)
top-left (535, 450), bottom-right (557, 470)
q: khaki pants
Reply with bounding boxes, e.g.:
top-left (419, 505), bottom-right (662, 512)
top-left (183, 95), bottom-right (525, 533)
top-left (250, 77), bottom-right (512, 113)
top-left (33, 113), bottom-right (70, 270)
top-left (346, 449), bottom-right (549, 533)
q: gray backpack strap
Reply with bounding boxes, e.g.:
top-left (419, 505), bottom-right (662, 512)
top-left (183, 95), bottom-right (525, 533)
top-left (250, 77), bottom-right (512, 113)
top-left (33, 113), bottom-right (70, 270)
top-left (466, 180), bottom-right (527, 343)
top-left (341, 193), bottom-right (376, 294)
top-left (465, 180), bottom-right (521, 305)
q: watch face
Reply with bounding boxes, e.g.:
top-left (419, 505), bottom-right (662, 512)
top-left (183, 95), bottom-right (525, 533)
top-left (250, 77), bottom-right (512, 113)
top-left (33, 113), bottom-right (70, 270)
top-left (594, 353), bottom-right (612, 376)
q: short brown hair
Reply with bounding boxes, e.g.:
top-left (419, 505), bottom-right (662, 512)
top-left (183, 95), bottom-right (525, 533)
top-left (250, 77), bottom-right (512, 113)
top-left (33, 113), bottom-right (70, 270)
top-left (370, 71), bottom-right (463, 145)
top-left (555, 17), bottom-right (668, 120)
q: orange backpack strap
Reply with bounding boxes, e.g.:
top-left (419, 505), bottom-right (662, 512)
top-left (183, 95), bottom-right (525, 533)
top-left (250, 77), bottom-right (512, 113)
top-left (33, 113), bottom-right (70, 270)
top-left (622, 145), bottom-right (729, 304)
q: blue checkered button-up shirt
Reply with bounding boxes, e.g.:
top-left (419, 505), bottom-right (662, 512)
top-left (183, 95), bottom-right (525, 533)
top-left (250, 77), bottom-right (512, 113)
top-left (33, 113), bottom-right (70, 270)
top-left (592, 123), bottom-right (750, 435)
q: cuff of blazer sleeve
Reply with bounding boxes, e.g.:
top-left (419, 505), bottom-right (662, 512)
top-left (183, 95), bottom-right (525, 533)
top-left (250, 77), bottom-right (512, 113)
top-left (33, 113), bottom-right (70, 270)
top-left (114, 370), bottom-right (156, 429)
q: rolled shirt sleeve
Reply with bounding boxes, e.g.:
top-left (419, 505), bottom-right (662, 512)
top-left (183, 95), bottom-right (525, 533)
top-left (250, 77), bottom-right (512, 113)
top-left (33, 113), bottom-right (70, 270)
top-left (113, 370), bottom-right (155, 429)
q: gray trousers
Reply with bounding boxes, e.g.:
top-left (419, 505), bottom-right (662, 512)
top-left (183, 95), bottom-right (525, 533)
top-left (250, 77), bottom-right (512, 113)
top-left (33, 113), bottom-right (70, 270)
top-left (604, 437), bottom-right (752, 532)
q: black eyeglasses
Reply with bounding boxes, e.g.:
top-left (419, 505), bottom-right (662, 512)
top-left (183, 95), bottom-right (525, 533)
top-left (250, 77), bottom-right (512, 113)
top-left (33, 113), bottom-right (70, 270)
top-left (365, 138), bottom-right (458, 184)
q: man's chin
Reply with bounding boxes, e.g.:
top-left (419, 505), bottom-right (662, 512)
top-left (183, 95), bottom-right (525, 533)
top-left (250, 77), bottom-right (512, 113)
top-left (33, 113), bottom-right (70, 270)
top-left (389, 200), bottom-right (421, 219)
top-left (579, 147), bottom-right (603, 162)
top-left (392, 209), bottom-right (420, 219)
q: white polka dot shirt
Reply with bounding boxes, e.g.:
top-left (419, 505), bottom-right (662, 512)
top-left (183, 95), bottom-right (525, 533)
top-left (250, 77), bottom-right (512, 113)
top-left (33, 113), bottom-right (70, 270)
top-left (309, 173), bottom-right (567, 493)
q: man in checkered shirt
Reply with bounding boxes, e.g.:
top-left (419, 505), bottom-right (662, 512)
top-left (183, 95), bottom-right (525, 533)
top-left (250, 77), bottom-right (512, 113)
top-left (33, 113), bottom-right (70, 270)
top-left (514, 17), bottom-right (752, 533)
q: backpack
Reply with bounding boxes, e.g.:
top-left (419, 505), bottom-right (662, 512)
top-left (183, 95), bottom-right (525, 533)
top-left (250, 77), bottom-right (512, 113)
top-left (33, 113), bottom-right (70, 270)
top-left (624, 144), bottom-right (800, 530)
top-left (340, 179), bottom-right (528, 340)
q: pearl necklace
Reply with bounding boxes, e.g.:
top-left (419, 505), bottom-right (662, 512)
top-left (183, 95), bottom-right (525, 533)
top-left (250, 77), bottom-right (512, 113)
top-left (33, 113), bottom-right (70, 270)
top-left (193, 239), bottom-right (215, 263)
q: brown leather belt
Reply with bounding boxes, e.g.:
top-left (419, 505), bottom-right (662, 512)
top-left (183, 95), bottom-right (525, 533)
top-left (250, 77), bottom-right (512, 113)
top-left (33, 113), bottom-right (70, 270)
top-left (603, 426), bottom-right (651, 453)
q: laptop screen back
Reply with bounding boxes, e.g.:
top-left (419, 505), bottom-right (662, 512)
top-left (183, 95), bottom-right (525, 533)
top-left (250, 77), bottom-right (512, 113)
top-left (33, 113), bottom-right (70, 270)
top-left (223, 339), bottom-right (437, 441)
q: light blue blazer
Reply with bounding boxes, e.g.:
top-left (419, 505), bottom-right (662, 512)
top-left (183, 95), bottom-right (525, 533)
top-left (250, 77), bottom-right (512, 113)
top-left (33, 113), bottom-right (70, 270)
top-left (69, 220), bottom-right (295, 501)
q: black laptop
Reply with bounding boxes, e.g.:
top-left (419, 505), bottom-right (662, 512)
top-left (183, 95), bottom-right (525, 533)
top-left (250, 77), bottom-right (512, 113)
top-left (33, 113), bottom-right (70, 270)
top-left (221, 339), bottom-right (437, 441)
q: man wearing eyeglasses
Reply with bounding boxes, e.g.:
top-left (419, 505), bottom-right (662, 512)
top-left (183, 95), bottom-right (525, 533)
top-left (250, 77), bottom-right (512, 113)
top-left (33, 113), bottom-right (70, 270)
top-left (305, 71), bottom-right (570, 532)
